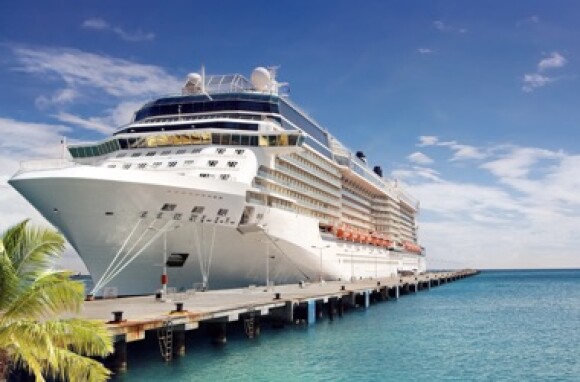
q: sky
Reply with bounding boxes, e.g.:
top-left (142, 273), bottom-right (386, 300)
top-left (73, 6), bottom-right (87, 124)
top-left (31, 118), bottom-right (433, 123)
top-left (1, 0), bottom-right (579, 271)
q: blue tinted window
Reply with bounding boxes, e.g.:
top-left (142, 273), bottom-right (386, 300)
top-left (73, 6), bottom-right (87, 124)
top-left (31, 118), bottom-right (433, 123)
top-left (278, 100), bottom-right (329, 149)
top-left (134, 93), bottom-right (279, 121)
top-left (115, 122), bottom-right (259, 135)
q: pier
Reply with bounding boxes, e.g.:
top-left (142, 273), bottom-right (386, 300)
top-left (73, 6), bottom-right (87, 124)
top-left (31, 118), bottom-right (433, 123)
top-left (80, 270), bottom-right (479, 373)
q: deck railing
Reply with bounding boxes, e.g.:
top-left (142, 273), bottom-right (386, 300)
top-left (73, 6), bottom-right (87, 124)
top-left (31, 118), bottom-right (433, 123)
top-left (17, 158), bottom-right (78, 173)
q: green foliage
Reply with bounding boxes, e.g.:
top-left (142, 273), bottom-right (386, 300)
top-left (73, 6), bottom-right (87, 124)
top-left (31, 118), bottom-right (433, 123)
top-left (0, 220), bottom-right (113, 382)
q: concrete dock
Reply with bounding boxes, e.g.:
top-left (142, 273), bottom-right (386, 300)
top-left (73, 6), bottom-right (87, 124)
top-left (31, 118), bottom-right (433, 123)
top-left (80, 270), bottom-right (479, 372)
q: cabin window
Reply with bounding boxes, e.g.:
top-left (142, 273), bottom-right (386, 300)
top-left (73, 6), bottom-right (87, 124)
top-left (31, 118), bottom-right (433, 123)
top-left (208, 160), bottom-right (218, 167)
top-left (227, 161), bottom-right (238, 168)
top-left (192, 206), bottom-right (205, 214)
top-left (217, 208), bottom-right (228, 217)
top-left (168, 161), bottom-right (177, 167)
top-left (161, 203), bottom-right (176, 211)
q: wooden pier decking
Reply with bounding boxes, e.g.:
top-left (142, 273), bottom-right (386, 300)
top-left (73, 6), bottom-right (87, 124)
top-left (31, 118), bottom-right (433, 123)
top-left (80, 270), bottom-right (479, 372)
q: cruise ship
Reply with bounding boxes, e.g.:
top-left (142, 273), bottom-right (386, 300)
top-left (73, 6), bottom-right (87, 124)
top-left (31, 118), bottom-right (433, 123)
top-left (9, 67), bottom-right (425, 296)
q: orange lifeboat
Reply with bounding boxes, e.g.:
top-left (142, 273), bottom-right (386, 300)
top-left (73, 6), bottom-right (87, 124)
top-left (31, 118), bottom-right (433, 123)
top-left (403, 241), bottom-right (422, 254)
top-left (345, 229), bottom-right (353, 241)
top-left (336, 228), bottom-right (345, 239)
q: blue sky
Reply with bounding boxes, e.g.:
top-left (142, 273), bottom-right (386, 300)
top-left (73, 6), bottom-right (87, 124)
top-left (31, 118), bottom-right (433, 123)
top-left (1, 1), bottom-right (579, 270)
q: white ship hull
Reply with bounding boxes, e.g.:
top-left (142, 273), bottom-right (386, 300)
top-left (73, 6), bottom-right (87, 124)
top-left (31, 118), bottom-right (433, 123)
top-left (10, 166), bottom-right (425, 296)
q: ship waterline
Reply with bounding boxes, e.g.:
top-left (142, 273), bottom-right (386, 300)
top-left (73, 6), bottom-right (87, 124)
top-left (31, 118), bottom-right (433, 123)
top-left (10, 67), bottom-right (425, 296)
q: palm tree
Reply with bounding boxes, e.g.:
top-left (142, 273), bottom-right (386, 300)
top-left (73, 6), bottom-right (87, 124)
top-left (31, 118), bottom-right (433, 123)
top-left (0, 220), bottom-right (113, 382)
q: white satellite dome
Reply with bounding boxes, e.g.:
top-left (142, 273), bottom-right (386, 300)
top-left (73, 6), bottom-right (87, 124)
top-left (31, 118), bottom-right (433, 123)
top-left (251, 67), bottom-right (271, 91)
top-left (183, 72), bottom-right (203, 94)
top-left (186, 72), bottom-right (202, 86)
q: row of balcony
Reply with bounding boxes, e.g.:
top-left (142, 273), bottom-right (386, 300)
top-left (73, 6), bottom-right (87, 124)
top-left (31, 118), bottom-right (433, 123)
top-left (278, 155), bottom-right (342, 188)
top-left (257, 170), bottom-right (341, 207)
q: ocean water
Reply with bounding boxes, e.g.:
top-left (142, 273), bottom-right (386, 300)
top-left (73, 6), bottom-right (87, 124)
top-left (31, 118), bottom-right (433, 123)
top-left (110, 270), bottom-right (580, 381)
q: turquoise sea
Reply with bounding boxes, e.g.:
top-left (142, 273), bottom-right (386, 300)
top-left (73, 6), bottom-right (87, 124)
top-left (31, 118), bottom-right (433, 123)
top-left (111, 270), bottom-right (580, 381)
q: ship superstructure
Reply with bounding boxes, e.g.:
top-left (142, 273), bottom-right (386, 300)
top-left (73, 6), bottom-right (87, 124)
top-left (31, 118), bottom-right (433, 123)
top-left (10, 67), bottom-right (425, 296)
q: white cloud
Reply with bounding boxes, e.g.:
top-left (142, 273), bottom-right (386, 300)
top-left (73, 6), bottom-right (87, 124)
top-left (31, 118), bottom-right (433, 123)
top-left (112, 28), bottom-right (155, 42)
top-left (82, 18), bottom-right (155, 42)
top-left (0, 117), bottom-right (70, 157)
top-left (35, 88), bottom-right (79, 108)
top-left (400, 141), bottom-right (580, 269)
top-left (107, 101), bottom-right (142, 127)
top-left (516, 15), bottom-right (539, 27)
top-left (82, 18), bottom-right (109, 30)
top-left (52, 112), bottom-right (115, 135)
top-left (50, 101), bottom-right (143, 135)
top-left (417, 136), bottom-right (439, 146)
top-left (481, 147), bottom-right (562, 179)
top-left (413, 166), bottom-right (442, 182)
top-left (0, 118), bottom-right (67, 226)
top-left (9, 46), bottom-right (180, 135)
top-left (538, 52), bottom-right (567, 72)
top-left (0, 117), bottom-right (88, 272)
top-left (417, 136), bottom-right (486, 161)
top-left (522, 73), bottom-right (552, 92)
top-left (13, 46), bottom-right (181, 98)
top-left (408, 151), bottom-right (434, 165)
top-left (448, 144), bottom-right (486, 161)
top-left (417, 48), bottom-right (433, 55)
top-left (433, 20), bottom-right (467, 34)
top-left (521, 52), bottom-right (567, 93)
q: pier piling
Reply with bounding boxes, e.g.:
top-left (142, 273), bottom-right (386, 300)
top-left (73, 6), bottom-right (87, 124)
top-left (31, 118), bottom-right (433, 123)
top-left (105, 336), bottom-right (127, 374)
top-left (209, 322), bottom-right (227, 345)
top-left (307, 300), bottom-right (316, 325)
top-left (173, 325), bottom-right (186, 356)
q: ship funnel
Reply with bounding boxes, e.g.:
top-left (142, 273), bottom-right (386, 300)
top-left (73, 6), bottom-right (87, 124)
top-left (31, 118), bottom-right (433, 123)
top-left (373, 166), bottom-right (383, 177)
top-left (355, 151), bottom-right (367, 163)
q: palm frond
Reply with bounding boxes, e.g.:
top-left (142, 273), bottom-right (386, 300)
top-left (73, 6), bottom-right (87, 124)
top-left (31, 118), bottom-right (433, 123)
top-left (1, 220), bottom-right (112, 381)
top-left (45, 347), bottom-right (112, 382)
top-left (1, 220), bottom-right (66, 281)
top-left (0, 251), bottom-right (19, 311)
top-left (36, 319), bottom-right (113, 357)
top-left (2, 271), bottom-right (85, 321)
top-left (7, 336), bottom-right (47, 382)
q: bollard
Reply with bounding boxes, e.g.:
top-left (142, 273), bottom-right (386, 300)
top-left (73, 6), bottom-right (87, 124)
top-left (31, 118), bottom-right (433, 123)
top-left (111, 311), bottom-right (124, 323)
